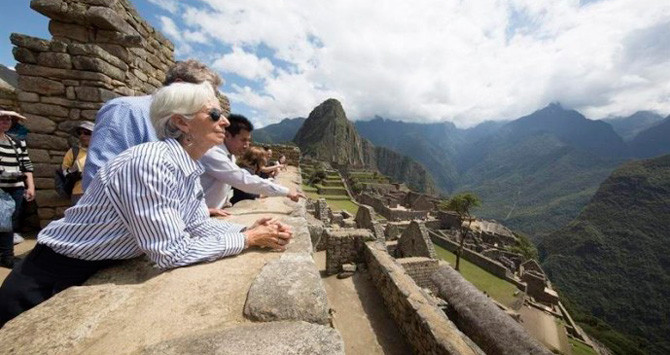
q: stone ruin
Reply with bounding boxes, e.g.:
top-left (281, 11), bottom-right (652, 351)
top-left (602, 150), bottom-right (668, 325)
top-left (8, 0), bottom-right (232, 227)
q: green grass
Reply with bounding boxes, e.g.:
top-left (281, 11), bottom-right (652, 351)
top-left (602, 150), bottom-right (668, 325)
top-left (568, 338), bottom-right (598, 355)
top-left (301, 183), bottom-right (359, 215)
top-left (433, 244), bottom-right (519, 308)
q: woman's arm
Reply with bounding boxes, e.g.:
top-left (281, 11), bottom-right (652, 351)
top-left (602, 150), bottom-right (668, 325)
top-left (24, 172), bottom-right (34, 201)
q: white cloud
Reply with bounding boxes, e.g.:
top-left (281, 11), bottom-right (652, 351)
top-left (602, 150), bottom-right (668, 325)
top-left (162, 0), bottom-right (670, 126)
top-left (212, 47), bottom-right (275, 80)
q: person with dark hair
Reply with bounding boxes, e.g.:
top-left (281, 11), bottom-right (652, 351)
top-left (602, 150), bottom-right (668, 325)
top-left (0, 110), bottom-right (35, 269)
top-left (200, 114), bottom-right (305, 209)
top-left (82, 59), bottom-right (223, 191)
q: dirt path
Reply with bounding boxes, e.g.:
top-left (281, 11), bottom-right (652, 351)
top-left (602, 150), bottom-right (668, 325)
top-left (314, 251), bottom-right (412, 355)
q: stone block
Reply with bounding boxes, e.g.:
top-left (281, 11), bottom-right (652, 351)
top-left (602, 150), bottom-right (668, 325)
top-left (75, 86), bottom-right (101, 101)
top-left (27, 133), bottom-right (68, 151)
top-left (98, 43), bottom-right (130, 63)
top-left (95, 30), bottom-right (142, 47)
top-left (18, 76), bottom-right (65, 96)
top-left (15, 64), bottom-right (113, 84)
top-left (22, 114), bottom-right (56, 134)
top-left (20, 102), bottom-right (69, 119)
top-left (37, 52), bottom-right (72, 69)
top-left (12, 47), bottom-right (37, 64)
top-left (65, 86), bottom-right (75, 100)
top-left (81, 109), bottom-right (98, 120)
top-left (10, 33), bottom-right (50, 52)
top-left (28, 149), bottom-right (51, 163)
top-left (17, 91), bottom-right (39, 102)
top-left (244, 253), bottom-right (330, 325)
top-left (35, 189), bottom-right (70, 207)
top-left (142, 321), bottom-right (344, 355)
top-left (68, 43), bottom-right (129, 71)
top-left (72, 56), bottom-right (125, 81)
top-left (86, 6), bottom-right (138, 35)
top-left (30, 0), bottom-right (70, 21)
top-left (35, 177), bottom-right (56, 190)
top-left (49, 21), bottom-right (91, 43)
top-left (69, 108), bottom-right (81, 120)
top-left (49, 40), bottom-right (68, 53)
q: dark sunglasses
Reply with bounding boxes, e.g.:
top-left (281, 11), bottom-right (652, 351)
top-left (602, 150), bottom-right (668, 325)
top-left (79, 129), bottom-right (92, 136)
top-left (209, 108), bottom-right (223, 122)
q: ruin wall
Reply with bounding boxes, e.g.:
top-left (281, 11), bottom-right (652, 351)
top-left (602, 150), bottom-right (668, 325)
top-left (11, 0), bottom-right (233, 226)
top-left (397, 257), bottom-right (439, 293)
top-left (430, 231), bottom-right (512, 280)
top-left (364, 243), bottom-right (481, 355)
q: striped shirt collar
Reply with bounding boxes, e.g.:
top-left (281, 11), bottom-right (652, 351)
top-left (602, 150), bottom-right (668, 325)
top-left (163, 138), bottom-right (204, 177)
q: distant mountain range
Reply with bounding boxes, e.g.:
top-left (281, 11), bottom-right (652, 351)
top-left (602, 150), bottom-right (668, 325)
top-left (539, 154), bottom-right (670, 355)
top-left (254, 104), bottom-right (669, 237)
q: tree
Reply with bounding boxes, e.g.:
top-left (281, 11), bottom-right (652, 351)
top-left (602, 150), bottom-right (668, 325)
top-left (439, 193), bottom-right (481, 271)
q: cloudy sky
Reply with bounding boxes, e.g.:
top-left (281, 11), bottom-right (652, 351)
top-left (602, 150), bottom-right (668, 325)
top-left (2, 0), bottom-right (670, 127)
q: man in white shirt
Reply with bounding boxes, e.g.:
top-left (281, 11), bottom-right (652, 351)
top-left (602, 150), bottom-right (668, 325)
top-left (200, 114), bottom-right (304, 211)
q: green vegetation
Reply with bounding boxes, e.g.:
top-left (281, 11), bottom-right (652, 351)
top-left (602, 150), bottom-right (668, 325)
top-left (568, 338), bottom-right (598, 355)
top-left (507, 232), bottom-right (538, 261)
top-left (439, 192), bottom-right (481, 271)
top-left (434, 244), bottom-right (519, 308)
top-left (540, 155), bottom-right (670, 354)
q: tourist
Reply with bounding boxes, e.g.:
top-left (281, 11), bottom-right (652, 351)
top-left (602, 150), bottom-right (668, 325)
top-left (0, 82), bottom-right (293, 327)
top-left (82, 59), bottom-right (227, 217)
top-left (258, 147), bottom-right (283, 179)
top-left (0, 110), bottom-right (34, 269)
top-left (230, 146), bottom-right (268, 204)
top-left (61, 121), bottom-right (94, 204)
top-left (199, 114), bottom-right (305, 211)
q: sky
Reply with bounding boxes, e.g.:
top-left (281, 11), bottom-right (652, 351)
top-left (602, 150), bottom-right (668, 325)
top-left (1, 0), bottom-right (669, 128)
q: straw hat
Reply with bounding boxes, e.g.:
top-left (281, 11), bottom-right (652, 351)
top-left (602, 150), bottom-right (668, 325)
top-left (0, 110), bottom-right (27, 121)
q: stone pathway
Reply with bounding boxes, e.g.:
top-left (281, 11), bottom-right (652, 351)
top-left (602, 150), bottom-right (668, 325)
top-left (314, 251), bottom-right (412, 355)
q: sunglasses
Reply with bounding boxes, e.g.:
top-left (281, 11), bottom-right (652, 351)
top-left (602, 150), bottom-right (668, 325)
top-left (209, 108), bottom-right (223, 122)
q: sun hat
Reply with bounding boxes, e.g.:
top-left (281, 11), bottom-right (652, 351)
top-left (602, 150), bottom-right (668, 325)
top-left (0, 110), bottom-right (27, 121)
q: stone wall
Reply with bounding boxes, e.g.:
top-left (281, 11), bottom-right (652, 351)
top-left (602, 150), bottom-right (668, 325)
top-left (0, 78), bottom-right (18, 112)
top-left (265, 144), bottom-right (300, 166)
top-left (431, 265), bottom-right (552, 355)
top-left (430, 231), bottom-right (512, 280)
top-left (12, 0), bottom-right (206, 226)
top-left (358, 192), bottom-right (429, 221)
top-left (397, 257), bottom-right (439, 293)
top-left (324, 229), bottom-right (374, 275)
top-left (363, 243), bottom-right (481, 355)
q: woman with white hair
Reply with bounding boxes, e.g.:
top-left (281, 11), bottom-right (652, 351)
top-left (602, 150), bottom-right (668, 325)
top-left (0, 82), bottom-right (293, 327)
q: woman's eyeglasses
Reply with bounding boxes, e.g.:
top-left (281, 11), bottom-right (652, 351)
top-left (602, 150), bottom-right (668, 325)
top-left (209, 109), bottom-right (223, 122)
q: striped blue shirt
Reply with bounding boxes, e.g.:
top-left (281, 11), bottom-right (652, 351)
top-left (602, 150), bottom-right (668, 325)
top-left (82, 95), bottom-right (156, 190)
top-left (38, 138), bottom-right (246, 269)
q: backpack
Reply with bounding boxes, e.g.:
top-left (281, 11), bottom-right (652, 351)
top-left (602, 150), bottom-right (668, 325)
top-left (54, 146), bottom-right (81, 199)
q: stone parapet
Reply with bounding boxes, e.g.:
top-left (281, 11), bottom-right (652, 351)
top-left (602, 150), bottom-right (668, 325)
top-left (432, 264), bottom-right (552, 355)
top-left (0, 167), bottom-right (340, 354)
top-left (364, 243), bottom-right (481, 355)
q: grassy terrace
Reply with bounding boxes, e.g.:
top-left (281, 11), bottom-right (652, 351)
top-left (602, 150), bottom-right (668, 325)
top-left (433, 244), bottom-right (519, 308)
top-left (301, 181), bottom-right (359, 215)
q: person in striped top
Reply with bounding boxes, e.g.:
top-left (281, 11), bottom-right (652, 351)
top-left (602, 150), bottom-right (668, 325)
top-left (0, 82), bottom-right (293, 327)
top-left (0, 110), bottom-right (35, 269)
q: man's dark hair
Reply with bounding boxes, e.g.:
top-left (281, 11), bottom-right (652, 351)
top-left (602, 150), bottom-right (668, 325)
top-left (226, 114), bottom-right (254, 136)
top-left (164, 59), bottom-right (223, 87)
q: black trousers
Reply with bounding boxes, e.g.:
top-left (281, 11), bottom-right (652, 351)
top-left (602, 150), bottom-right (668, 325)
top-left (0, 244), bottom-right (119, 328)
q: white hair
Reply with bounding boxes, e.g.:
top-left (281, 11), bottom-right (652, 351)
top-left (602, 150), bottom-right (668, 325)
top-left (151, 81), bottom-right (217, 140)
